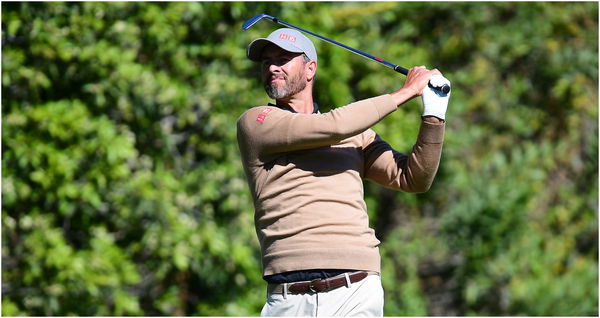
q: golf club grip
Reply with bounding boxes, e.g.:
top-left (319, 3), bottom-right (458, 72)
top-left (394, 65), bottom-right (409, 75)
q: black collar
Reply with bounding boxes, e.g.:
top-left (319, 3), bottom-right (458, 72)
top-left (268, 102), bottom-right (319, 114)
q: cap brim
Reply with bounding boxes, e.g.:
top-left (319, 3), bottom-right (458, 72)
top-left (247, 38), bottom-right (305, 62)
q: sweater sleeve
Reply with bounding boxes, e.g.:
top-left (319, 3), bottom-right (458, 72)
top-left (237, 94), bottom-right (397, 158)
top-left (362, 121), bottom-right (445, 193)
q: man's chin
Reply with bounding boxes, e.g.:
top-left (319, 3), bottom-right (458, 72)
top-left (265, 86), bottom-right (289, 100)
top-left (267, 93), bottom-right (289, 100)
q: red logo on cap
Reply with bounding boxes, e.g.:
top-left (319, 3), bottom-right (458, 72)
top-left (279, 34), bottom-right (297, 42)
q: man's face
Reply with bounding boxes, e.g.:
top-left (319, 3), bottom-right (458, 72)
top-left (261, 44), bottom-right (307, 100)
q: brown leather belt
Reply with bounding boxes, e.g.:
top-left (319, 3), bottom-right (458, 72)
top-left (267, 271), bottom-right (378, 294)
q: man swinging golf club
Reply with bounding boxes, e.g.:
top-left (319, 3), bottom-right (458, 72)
top-left (237, 27), bottom-right (451, 316)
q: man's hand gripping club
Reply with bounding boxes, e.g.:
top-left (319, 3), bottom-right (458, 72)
top-left (392, 66), bottom-right (451, 121)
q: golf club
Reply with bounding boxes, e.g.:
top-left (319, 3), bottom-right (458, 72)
top-left (242, 13), bottom-right (451, 94)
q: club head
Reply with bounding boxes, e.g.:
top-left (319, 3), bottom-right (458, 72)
top-left (242, 13), bottom-right (275, 30)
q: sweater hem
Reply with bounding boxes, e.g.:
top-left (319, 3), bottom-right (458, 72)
top-left (262, 247), bottom-right (381, 276)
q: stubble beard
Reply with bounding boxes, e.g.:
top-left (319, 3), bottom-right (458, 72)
top-left (264, 70), bottom-right (307, 100)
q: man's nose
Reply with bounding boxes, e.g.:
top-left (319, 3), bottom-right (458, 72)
top-left (268, 62), bottom-right (282, 73)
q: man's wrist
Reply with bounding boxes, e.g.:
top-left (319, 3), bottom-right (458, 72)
top-left (390, 87), bottom-right (418, 106)
top-left (422, 115), bottom-right (444, 123)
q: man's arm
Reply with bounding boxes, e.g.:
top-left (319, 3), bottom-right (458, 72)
top-left (362, 67), bottom-right (450, 192)
top-left (237, 94), bottom-right (399, 157)
top-left (362, 122), bottom-right (444, 193)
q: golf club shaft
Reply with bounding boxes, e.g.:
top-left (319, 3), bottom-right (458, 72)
top-left (273, 17), bottom-right (409, 75)
top-left (243, 13), bottom-right (449, 94)
top-left (244, 14), bottom-right (408, 75)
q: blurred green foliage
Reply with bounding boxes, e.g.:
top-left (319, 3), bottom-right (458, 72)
top-left (2, 2), bottom-right (597, 316)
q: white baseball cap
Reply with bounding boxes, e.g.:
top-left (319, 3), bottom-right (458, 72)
top-left (247, 28), bottom-right (317, 62)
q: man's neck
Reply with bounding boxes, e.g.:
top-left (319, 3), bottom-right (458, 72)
top-left (276, 90), bottom-right (314, 114)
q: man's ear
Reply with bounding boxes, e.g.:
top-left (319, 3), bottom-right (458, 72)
top-left (306, 60), bottom-right (317, 81)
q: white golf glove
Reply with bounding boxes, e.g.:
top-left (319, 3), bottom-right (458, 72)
top-left (421, 74), bottom-right (451, 120)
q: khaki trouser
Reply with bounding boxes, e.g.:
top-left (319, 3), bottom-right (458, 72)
top-left (261, 275), bottom-right (384, 317)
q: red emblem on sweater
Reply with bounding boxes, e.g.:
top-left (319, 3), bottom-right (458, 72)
top-left (256, 107), bottom-right (272, 122)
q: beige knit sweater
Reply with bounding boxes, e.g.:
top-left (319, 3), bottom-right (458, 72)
top-left (236, 94), bottom-right (445, 276)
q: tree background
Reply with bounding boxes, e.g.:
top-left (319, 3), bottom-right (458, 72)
top-left (2, 1), bottom-right (597, 316)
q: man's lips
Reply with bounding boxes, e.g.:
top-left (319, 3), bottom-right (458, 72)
top-left (268, 75), bottom-right (286, 83)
